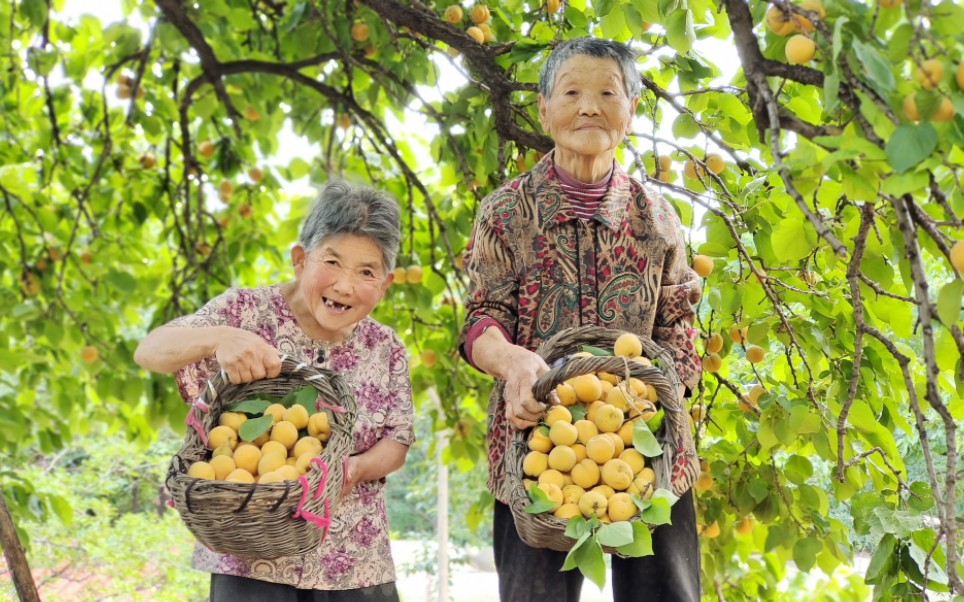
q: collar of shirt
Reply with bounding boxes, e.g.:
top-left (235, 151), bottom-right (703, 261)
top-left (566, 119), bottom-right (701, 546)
top-left (530, 149), bottom-right (631, 234)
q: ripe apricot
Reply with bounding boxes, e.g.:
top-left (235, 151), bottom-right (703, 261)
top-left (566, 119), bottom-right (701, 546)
top-left (613, 332), bottom-right (642, 358)
top-left (692, 254), bottom-right (714, 277)
top-left (444, 5), bottom-right (463, 22)
top-left (706, 333), bottom-right (724, 354)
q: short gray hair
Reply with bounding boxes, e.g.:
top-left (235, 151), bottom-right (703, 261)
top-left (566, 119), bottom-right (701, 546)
top-left (298, 180), bottom-right (401, 272)
top-left (538, 37), bottom-right (641, 100)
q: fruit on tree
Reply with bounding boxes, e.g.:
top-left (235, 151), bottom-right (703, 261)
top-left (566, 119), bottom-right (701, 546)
top-left (702, 520), bottom-right (721, 538)
top-left (785, 34), bottom-right (816, 64)
top-left (933, 96), bottom-right (955, 122)
top-left (444, 5), bottom-right (463, 22)
top-left (902, 94), bottom-right (920, 121)
top-left (692, 254), bottom-right (714, 277)
top-left (466, 25), bottom-right (484, 44)
top-left (694, 471), bottom-right (713, 492)
top-left (547, 0), bottom-right (561, 13)
top-left (705, 153), bottom-right (725, 174)
top-left (706, 333), bottom-right (724, 354)
top-left (139, 153), bottom-right (156, 169)
top-left (728, 324), bottom-right (748, 344)
top-left (420, 349), bottom-right (438, 367)
top-left (702, 353), bottom-right (722, 373)
top-left (199, 140), bottom-right (216, 158)
top-left (765, 6), bottom-right (795, 36)
top-left (406, 264), bottom-right (424, 284)
top-left (244, 106), bottom-right (261, 121)
top-left (470, 4), bottom-right (490, 24)
top-left (683, 159), bottom-right (703, 180)
top-left (790, 0), bottom-right (824, 33)
top-left (478, 22), bottom-right (494, 42)
top-left (914, 59), bottom-right (944, 89)
top-left (736, 516), bottom-right (755, 534)
top-left (950, 240), bottom-right (964, 272)
top-left (745, 344), bottom-right (766, 364)
top-left (81, 346), bottom-right (99, 363)
top-left (351, 22), bottom-right (369, 42)
top-left (248, 167), bottom-right (263, 183)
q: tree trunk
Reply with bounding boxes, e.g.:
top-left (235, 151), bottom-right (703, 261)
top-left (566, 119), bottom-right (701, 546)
top-left (0, 489), bottom-right (41, 602)
top-left (429, 387), bottom-right (449, 602)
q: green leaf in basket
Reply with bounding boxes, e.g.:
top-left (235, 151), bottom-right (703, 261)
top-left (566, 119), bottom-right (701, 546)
top-left (633, 421), bottom-right (663, 457)
top-left (568, 405), bottom-right (587, 422)
top-left (564, 515), bottom-right (591, 540)
top-left (596, 521), bottom-right (634, 548)
top-left (638, 488), bottom-right (679, 526)
top-left (615, 522), bottom-right (654, 558)
top-left (524, 485), bottom-right (559, 514)
top-left (238, 415), bottom-right (273, 442)
top-left (223, 399), bottom-right (272, 415)
top-left (579, 345), bottom-right (614, 356)
top-left (294, 386), bottom-right (319, 412)
top-left (644, 408), bottom-right (664, 433)
top-left (567, 536), bottom-right (607, 589)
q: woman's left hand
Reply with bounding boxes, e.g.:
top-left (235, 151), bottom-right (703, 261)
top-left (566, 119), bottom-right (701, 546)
top-left (340, 455), bottom-right (358, 499)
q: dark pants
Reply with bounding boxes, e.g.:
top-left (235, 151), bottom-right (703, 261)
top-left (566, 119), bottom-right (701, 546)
top-left (210, 574), bottom-right (400, 602)
top-left (493, 491), bottom-right (701, 602)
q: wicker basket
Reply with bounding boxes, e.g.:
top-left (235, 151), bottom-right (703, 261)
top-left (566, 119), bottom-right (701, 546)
top-left (505, 326), bottom-right (696, 553)
top-left (166, 356), bottom-right (356, 560)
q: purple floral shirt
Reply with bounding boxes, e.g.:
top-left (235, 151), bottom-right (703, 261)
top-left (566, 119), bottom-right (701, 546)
top-left (169, 285), bottom-right (415, 590)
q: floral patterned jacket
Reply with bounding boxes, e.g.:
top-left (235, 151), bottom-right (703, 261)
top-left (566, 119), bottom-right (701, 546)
top-left (170, 285), bottom-right (414, 590)
top-left (458, 151), bottom-right (702, 502)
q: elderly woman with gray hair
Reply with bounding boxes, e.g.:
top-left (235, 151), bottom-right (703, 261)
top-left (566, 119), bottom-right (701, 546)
top-left (459, 37), bottom-right (702, 601)
top-left (135, 180), bottom-right (413, 601)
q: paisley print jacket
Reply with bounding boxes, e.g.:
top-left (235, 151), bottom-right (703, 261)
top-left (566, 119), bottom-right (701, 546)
top-left (459, 151), bottom-right (703, 502)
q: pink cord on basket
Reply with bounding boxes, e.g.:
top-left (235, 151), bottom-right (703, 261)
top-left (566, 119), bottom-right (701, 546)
top-left (184, 398), bottom-right (210, 447)
top-left (293, 458), bottom-right (331, 543)
top-left (315, 397), bottom-right (346, 414)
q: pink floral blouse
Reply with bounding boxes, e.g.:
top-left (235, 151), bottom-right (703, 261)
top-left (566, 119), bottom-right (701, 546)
top-left (169, 285), bottom-right (415, 590)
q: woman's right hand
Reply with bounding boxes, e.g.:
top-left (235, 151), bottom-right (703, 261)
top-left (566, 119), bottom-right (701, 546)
top-left (212, 327), bottom-right (283, 384)
top-left (501, 346), bottom-right (551, 429)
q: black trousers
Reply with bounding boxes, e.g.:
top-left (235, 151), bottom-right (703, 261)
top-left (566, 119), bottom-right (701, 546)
top-left (493, 491), bottom-right (701, 602)
top-left (209, 574), bottom-right (400, 602)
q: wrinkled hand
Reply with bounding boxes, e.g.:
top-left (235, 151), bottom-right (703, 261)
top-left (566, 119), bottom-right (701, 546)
top-left (213, 328), bottom-right (282, 384)
top-left (502, 346), bottom-right (551, 429)
top-left (340, 455), bottom-right (358, 499)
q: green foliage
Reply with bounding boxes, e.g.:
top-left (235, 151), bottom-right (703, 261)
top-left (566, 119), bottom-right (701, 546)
top-left (3, 431), bottom-right (206, 601)
top-left (2, 0), bottom-right (963, 598)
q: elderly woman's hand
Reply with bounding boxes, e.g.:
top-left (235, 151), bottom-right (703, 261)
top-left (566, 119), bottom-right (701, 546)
top-left (501, 346), bottom-right (551, 429)
top-left (212, 326), bottom-right (283, 384)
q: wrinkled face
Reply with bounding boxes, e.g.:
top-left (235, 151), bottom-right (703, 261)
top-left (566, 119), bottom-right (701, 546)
top-left (538, 55), bottom-right (638, 159)
top-left (292, 234), bottom-right (392, 338)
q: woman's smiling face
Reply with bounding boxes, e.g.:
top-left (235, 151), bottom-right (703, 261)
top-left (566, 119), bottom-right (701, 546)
top-left (538, 55), bottom-right (638, 166)
top-left (292, 233), bottom-right (392, 340)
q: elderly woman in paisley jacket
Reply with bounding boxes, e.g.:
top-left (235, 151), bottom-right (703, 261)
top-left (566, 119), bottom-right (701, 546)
top-left (459, 37), bottom-right (704, 602)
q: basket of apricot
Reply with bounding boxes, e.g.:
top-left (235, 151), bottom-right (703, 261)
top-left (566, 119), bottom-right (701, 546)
top-left (166, 356), bottom-right (355, 559)
top-left (505, 326), bottom-right (698, 556)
